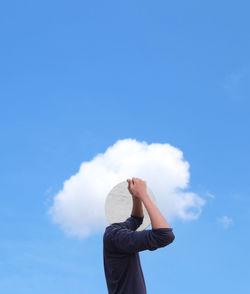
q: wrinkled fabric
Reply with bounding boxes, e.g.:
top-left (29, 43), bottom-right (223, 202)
top-left (103, 215), bottom-right (175, 294)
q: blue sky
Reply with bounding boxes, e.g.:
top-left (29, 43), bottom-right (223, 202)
top-left (1, 0), bottom-right (250, 293)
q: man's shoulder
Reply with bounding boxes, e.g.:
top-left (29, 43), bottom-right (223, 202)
top-left (104, 224), bottom-right (121, 234)
top-left (103, 223), bottom-right (129, 242)
top-left (103, 225), bottom-right (122, 252)
top-left (103, 225), bottom-right (115, 240)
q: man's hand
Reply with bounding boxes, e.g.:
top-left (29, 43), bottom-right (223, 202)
top-left (127, 177), bottom-right (147, 201)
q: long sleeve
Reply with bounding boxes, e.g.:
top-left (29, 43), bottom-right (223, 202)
top-left (111, 214), bottom-right (144, 231)
top-left (110, 226), bottom-right (175, 254)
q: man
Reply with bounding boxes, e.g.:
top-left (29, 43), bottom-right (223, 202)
top-left (103, 177), bottom-right (175, 294)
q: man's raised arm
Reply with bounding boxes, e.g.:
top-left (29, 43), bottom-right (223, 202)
top-left (128, 177), bottom-right (172, 229)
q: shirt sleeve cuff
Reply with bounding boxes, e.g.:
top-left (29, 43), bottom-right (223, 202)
top-left (131, 214), bottom-right (144, 220)
top-left (152, 227), bottom-right (173, 231)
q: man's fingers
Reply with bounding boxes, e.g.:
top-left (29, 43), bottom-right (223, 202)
top-left (127, 179), bottom-right (132, 190)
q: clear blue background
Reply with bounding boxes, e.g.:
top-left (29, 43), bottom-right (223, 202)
top-left (0, 1), bottom-right (249, 293)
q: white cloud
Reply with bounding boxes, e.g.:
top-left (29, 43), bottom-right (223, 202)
top-left (217, 216), bottom-right (233, 228)
top-left (48, 138), bottom-right (206, 238)
top-left (206, 191), bottom-right (215, 199)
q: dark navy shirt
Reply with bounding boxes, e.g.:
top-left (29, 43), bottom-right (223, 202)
top-left (103, 215), bottom-right (175, 294)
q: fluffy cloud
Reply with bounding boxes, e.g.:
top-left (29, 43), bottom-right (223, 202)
top-left (217, 216), bottom-right (233, 228)
top-left (48, 138), bottom-right (206, 238)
